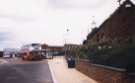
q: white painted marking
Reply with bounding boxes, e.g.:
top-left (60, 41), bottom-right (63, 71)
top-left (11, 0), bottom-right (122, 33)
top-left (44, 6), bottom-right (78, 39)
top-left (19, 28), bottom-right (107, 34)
top-left (48, 60), bottom-right (58, 83)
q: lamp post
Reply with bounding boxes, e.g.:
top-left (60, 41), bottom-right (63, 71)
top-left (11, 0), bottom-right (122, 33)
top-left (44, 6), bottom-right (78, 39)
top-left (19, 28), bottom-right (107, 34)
top-left (64, 25), bottom-right (70, 57)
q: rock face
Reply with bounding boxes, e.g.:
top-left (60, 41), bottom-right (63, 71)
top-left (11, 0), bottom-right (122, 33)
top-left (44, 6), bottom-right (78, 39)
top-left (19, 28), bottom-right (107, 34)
top-left (85, 0), bottom-right (135, 46)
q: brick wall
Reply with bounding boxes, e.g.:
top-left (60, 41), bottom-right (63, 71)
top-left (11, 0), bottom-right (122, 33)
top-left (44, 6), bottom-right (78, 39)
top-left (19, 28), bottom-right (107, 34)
top-left (76, 59), bottom-right (129, 83)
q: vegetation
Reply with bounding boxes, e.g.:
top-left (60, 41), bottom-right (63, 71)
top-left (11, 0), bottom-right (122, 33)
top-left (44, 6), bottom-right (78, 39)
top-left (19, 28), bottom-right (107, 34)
top-left (79, 42), bottom-right (135, 72)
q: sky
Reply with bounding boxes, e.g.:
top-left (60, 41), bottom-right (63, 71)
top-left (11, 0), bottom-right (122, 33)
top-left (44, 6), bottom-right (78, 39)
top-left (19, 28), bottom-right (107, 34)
top-left (0, 0), bottom-right (134, 50)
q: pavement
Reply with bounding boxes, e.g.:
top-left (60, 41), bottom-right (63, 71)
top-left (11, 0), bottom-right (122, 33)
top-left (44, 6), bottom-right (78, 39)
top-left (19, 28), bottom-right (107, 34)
top-left (0, 58), bottom-right (8, 64)
top-left (48, 56), bottom-right (98, 83)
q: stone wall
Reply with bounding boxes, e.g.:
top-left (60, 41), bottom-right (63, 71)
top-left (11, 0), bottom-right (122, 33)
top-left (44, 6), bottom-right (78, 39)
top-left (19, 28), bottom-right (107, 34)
top-left (76, 59), bottom-right (129, 83)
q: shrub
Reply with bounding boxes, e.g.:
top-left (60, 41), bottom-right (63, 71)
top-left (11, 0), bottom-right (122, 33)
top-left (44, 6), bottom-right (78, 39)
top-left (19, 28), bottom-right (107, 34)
top-left (79, 44), bottom-right (135, 72)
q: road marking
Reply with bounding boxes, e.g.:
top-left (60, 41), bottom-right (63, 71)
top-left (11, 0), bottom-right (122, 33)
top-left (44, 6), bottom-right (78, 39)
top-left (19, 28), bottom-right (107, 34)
top-left (48, 60), bottom-right (58, 83)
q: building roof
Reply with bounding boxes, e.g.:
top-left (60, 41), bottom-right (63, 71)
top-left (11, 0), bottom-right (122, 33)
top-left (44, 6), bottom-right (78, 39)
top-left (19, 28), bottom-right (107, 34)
top-left (85, 0), bottom-right (135, 45)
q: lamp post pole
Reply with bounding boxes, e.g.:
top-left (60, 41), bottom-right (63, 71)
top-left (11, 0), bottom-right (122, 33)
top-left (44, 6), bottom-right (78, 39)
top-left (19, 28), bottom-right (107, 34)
top-left (64, 25), bottom-right (70, 57)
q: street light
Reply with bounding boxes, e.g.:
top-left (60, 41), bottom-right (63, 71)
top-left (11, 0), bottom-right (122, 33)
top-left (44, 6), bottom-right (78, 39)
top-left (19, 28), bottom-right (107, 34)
top-left (64, 25), bottom-right (70, 57)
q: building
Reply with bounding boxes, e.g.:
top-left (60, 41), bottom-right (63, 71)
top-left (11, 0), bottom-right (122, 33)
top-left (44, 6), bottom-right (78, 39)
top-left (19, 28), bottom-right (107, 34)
top-left (81, 0), bottom-right (135, 73)
top-left (64, 44), bottom-right (81, 57)
top-left (3, 48), bottom-right (19, 58)
top-left (0, 51), bottom-right (3, 57)
top-left (84, 0), bottom-right (135, 47)
top-left (41, 44), bottom-right (64, 56)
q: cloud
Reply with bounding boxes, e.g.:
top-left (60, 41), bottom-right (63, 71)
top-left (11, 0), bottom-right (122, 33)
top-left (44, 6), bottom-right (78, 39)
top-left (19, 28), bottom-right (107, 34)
top-left (0, 32), bottom-right (14, 49)
top-left (48, 0), bottom-right (109, 9)
top-left (0, 15), bottom-right (37, 23)
top-left (0, 0), bottom-right (47, 20)
top-left (0, 31), bottom-right (21, 49)
top-left (0, 0), bottom-right (123, 50)
top-left (0, 32), bottom-right (15, 44)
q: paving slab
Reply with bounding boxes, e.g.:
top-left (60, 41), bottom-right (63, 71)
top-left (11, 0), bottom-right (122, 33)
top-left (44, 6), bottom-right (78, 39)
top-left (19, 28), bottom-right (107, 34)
top-left (0, 59), bottom-right (8, 64)
top-left (48, 56), bottom-right (98, 83)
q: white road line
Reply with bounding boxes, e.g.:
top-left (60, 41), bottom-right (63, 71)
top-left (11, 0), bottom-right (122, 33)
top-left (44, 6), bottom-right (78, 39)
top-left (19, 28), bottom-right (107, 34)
top-left (48, 60), bottom-right (58, 83)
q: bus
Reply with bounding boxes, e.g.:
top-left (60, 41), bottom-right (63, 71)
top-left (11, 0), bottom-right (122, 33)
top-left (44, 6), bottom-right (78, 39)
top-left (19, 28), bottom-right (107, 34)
top-left (20, 44), bottom-right (42, 61)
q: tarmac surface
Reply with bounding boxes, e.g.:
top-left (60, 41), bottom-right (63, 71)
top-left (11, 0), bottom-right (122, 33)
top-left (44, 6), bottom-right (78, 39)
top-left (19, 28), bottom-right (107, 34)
top-left (0, 58), bottom-right (53, 83)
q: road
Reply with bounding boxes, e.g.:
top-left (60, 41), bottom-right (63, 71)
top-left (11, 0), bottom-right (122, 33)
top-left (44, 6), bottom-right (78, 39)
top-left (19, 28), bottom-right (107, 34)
top-left (0, 58), bottom-right (53, 83)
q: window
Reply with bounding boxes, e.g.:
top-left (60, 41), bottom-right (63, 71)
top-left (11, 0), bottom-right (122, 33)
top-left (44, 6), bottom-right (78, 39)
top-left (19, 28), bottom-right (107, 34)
top-left (125, 4), bottom-right (132, 8)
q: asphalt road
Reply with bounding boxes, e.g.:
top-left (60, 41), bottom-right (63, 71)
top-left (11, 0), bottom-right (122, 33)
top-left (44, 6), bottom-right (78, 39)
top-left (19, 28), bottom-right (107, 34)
top-left (0, 59), bottom-right (53, 83)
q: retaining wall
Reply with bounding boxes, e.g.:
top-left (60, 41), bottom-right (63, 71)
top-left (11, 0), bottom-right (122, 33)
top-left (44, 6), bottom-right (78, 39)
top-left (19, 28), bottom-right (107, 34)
top-left (76, 59), bottom-right (130, 83)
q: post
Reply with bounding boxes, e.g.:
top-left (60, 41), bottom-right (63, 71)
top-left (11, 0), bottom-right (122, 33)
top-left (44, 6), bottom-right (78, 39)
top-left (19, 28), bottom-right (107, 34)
top-left (118, 0), bottom-right (122, 5)
top-left (64, 26), bottom-right (70, 57)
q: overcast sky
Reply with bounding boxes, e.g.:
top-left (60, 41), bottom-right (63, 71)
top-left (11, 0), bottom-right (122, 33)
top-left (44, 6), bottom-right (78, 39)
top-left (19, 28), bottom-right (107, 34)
top-left (0, 0), bottom-right (134, 50)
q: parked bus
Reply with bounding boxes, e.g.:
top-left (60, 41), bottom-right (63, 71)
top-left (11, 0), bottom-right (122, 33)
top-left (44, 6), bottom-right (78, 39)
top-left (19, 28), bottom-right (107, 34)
top-left (20, 43), bottom-right (42, 61)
